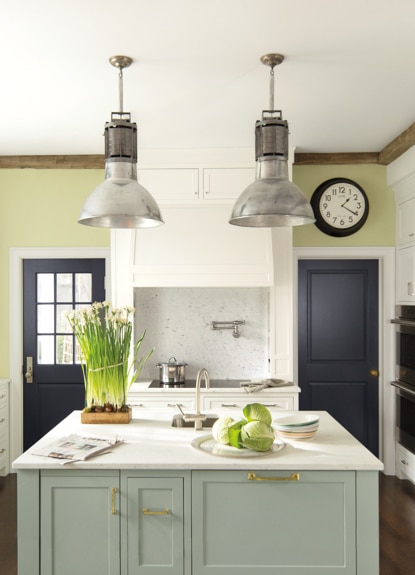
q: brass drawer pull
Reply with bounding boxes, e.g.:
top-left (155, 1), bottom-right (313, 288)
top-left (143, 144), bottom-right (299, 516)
top-left (142, 508), bottom-right (170, 515)
top-left (248, 472), bottom-right (300, 482)
top-left (111, 487), bottom-right (118, 515)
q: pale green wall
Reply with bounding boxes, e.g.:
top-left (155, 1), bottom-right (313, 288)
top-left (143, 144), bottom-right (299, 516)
top-left (0, 169), bottom-right (110, 376)
top-left (292, 164), bottom-right (395, 247)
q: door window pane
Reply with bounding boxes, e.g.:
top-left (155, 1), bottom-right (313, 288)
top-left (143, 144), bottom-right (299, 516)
top-left (37, 335), bottom-right (54, 364)
top-left (37, 304), bottom-right (54, 333)
top-left (37, 274), bottom-right (54, 303)
top-left (75, 273), bottom-right (92, 302)
top-left (56, 335), bottom-right (74, 364)
top-left (57, 274), bottom-right (73, 302)
top-left (57, 304), bottom-right (73, 333)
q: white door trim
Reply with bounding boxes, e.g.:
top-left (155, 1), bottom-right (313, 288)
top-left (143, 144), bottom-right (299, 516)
top-left (293, 246), bottom-right (396, 475)
top-left (9, 246), bottom-right (111, 466)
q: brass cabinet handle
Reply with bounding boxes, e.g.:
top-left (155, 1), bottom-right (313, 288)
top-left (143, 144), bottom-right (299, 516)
top-left (248, 472), bottom-right (300, 482)
top-left (111, 487), bottom-right (118, 515)
top-left (369, 369), bottom-right (379, 377)
top-left (142, 508), bottom-right (170, 515)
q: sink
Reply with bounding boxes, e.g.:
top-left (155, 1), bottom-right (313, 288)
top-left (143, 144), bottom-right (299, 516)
top-left (171, 414), bottom-right (219, 428)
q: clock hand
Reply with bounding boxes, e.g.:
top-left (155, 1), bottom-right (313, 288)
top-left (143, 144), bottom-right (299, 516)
top-left (342, 205), bottom-right (358, 216)
top-left (341, 198), bottom-right (350, 207)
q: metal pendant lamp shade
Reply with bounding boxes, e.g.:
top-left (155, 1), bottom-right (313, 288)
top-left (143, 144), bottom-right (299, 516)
top-left (229, 54), bottom-right (315, 228)
top-left (78, 56), bottom-right (164, 229)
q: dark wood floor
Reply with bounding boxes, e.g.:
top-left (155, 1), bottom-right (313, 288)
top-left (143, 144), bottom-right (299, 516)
top-left (1, 472), bottom-right (414, 574)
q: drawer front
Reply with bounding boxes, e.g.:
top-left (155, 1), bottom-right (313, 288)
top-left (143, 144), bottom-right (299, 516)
top-left (0, 387), bottom-right (8, 410)
top-left (204, 396), bottom-right (294, 412)
top-left (130, 399), bottom-right (195, 410)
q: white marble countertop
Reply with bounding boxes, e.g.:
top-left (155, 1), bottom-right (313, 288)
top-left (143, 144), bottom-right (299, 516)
top-left (13, 409), bottom-right (383, 472)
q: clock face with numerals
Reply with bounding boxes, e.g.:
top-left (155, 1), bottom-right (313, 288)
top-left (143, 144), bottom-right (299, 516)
top-left (310, 178), bottom-right (369, 237)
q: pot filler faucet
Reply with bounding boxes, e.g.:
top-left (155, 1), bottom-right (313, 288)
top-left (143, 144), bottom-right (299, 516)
top-left (176, 368), bottom-right (210, 430)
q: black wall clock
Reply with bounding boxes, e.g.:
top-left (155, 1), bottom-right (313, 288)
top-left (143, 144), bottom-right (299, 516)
top-left (310, 178), bottom-right (369, 237)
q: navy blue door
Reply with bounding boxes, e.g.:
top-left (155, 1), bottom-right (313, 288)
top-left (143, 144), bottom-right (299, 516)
top-left (298, 259), bottom-right (379, 455)
top-left (23, 259), bottom-right (106, 449)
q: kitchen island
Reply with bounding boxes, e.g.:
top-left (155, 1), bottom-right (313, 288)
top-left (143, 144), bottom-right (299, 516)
top-left (13, 409), bottom-right (383, 575)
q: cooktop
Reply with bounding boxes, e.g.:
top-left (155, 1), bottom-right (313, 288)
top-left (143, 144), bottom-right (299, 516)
top-left (149, 379), bottom-right (242, 389)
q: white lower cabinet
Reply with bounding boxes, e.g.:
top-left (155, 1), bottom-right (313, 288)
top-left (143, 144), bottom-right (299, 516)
top-left (0, 380), bottom-right (9, 476)
top-left (18, 467), bottom-right (379, 575)
top-left (396, 442), bottom-right (415, 483)
top-left (203, 392), bottom-right (297, 412)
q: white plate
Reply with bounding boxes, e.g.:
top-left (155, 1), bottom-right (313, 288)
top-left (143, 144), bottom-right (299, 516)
top-left (274, 422), bottom-right (319, 432)
top-left (191, 435), bottom-right (286, 458)
top-left (273, 414), bottom-right (320, 428)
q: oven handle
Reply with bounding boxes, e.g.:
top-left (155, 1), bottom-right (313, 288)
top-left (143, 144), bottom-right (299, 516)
top-left (391, 318), bottom-right (415, 327)
top-left (391, 380), bottom-right (415, 397)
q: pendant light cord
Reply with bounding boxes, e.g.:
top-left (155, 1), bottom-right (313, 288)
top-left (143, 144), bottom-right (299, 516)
top-left (269, 66), bottom-right (275, 111)
top-left (118, 67), bottom-right (124, 114)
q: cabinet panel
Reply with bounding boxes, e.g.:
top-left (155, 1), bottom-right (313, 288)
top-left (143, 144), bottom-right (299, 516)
top-left (138, 168), bottom-right (199, 203)
top-left (40, 473), bottom-right (120, 575)
top-left (396, 245), bottom-right (415, 303)
top-left (124, 477), bottom-right (184, 575)
top-left (203, 168), bottom-right (255, 201)
top-left (397, 197), bottom-right (415, 245)
top-left (0, 381), bottom-right (9, 476)
top-left (192, 470), bottom-right (356, 575)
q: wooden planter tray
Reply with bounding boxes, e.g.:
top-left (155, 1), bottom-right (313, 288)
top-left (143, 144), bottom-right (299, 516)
top-left (81, 407), bottom-right (132, 424)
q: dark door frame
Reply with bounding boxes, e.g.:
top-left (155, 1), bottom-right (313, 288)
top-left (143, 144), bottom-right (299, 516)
top-left (293, 246), bottom-right (396, 474)
top-left (9, 247), bottom-right (111, 463)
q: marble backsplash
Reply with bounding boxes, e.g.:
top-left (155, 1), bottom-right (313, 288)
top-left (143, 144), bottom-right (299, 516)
top-left (134, 287), bottom-right (269, 380)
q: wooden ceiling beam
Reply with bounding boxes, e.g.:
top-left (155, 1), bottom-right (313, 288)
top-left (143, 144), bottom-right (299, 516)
top-left (377, 122), bottom-right (415, 165)
top-left (0, 155), bottom-right (104, 169)
top-left (1, 121), bottom-right (415, 168)
top-left (294, 152), bottom-right (379, 165)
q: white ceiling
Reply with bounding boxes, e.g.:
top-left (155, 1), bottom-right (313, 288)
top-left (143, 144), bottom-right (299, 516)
top-left (2, 0), bottom-right (415, 157)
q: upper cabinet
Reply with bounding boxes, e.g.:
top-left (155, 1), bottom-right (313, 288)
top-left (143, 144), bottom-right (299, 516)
top-left (138, 167), bottom-right (255, 204)
top-left (388, 147), bottom-right (415, 304)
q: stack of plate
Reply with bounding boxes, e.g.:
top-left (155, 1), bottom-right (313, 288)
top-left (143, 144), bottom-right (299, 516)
top-left (274, 414), bottom-right (320, 440)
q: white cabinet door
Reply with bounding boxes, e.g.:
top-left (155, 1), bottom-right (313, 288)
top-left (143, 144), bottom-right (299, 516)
top-left (396, 245), bottom-right (415, 303)
top-left (202, 168), bottom-right (255, 201)
top-left (138, 168), bottom-right (199, 203)
top-left (0, 381), bottom-right (9, 476)
top-left (397, 197), bottom-right (415, 245)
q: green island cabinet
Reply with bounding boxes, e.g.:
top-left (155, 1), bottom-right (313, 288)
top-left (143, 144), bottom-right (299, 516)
top-left (14, 410), bottom-right (381, 575)
top-left (17, 467), bottom-right (378, 575)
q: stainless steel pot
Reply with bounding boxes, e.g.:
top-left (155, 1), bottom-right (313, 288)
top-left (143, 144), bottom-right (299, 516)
top-left (156, 357), bottom-right (187, 383)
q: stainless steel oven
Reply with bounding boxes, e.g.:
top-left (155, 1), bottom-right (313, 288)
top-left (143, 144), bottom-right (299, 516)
top-left (392, 305), bottom-right (415, 454)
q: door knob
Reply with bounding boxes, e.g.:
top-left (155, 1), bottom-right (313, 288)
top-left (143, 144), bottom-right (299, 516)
top-left (25, 356), bottom-right (33, 383)
top-left (369, 369), bottom-right (379, 377)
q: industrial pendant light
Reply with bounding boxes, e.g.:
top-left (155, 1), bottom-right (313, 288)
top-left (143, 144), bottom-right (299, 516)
top-left (78, 55), bottom-right (164, 228)
top-left (229, 54), bottom-right (315, 227)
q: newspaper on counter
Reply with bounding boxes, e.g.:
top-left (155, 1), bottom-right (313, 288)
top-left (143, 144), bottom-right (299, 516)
top-left (32, 434), bottom-right (124, 465)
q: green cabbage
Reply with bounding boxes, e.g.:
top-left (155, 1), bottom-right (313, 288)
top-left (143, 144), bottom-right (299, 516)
top-left (242, 403), bottom-right (272, 426)
top-left (227, 419), bottom-right (247, 449)
top-left (240, 420), bottom-right (275, 451)
top-left (211, 403), bottom-right (275, 452)
top-left (212, 416), bottom-right (235, 445)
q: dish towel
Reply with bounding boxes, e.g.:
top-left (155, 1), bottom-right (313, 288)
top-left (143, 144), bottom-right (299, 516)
top-left (240, 379), bottom-right (294, 393)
